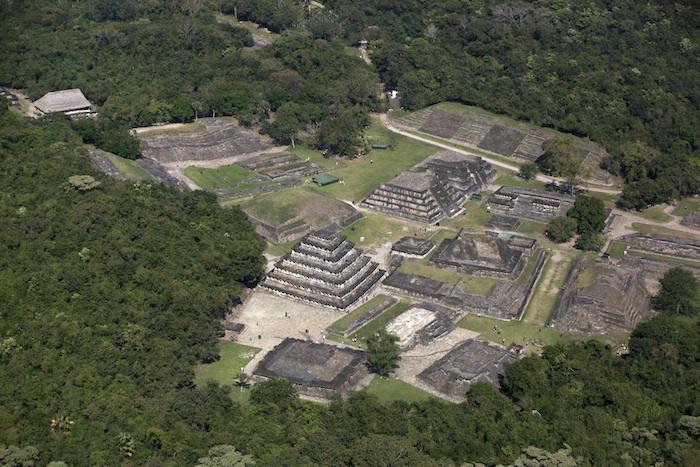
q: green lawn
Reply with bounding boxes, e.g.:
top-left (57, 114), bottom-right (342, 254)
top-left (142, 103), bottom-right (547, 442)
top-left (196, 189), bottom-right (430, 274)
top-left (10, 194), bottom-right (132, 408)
top-left (673, 197), bottom-right (700, 216)
top-left (364, 376), bottom-right (434, 403)
top-left (457, 314), bottom-right (580, 350)
top-left (339, 211), bottom-right (423, 252)
top-left (104, 153), bottom-right (153, 180)
top-left (438, 200), bottom-right (493, 230)
top-left (304, 118), bottom-right (437, 203)
top-left (287, 143), bottom-right (344, 170)
top-left (185, 164), bottom-right (254, 191)
top-left (521, 252), bottom-right (574, 325)
top-left (194, 341), bottom-right (260, 403)
top-left (636, 205), bottom-right (673, 223)
top-left (330, 295), bottom-right (389, 332)
top-left (264, 239), bottom-right (297, 257)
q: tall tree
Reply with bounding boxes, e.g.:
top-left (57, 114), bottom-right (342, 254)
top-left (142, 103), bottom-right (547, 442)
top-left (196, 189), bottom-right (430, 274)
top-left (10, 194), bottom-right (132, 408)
top-left (537, 138), bottom-right (591, 194)
top-left (567, 195), bottom-right (606, 234)
top-left (653, 267), bottom-right (700, 316)
top-left (365, 330), bottom-right (401, 377)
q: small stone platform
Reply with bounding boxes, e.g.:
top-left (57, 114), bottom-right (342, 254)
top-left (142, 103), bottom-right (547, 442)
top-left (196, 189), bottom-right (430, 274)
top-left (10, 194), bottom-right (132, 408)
top-left (417, 339), bottom-right (518, 399)
top-left (486, 186), bottom-right (575, 223)
top-left (391, 237), bottom-right (436, 258)
top-left (253, 338), bottom-right (368, 398)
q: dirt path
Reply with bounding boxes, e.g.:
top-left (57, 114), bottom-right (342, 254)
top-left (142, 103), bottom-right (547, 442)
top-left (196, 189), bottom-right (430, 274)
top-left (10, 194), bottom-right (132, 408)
top-left (133, 123), bottom-right (191, 135)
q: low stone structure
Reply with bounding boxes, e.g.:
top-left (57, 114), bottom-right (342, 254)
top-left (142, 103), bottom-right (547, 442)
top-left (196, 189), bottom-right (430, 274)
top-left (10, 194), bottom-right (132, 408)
top-left (487, 186), bottom-right (575, 223)
top-left (417, 339), bottom-right (518, 398)
top-left (680, 212), bottom-right (700, 230)
top-left (328, 297), bottom-right (398, 338)
top-left (549, 256), bottom-right (651, 335)
top-left (385, 303), bottom-right (457, 351)
top-left (391, 237), bottom-right (436, 258)
top-left (34, 89), bottom-right (94, 117)
top-left (361, 150), bottom-right (497, 224)
top-left (383, 246), bottom-right (546, 321)
top-left (428, 230), bottom-right (536, 280)
top-left (396, 108), bottom-right (612, 185)
top-left (252, 338), bottom-right (368, 398)
top-left (485, 215), bottom-right (521, 231)
top-left (617, 233), bottom-right (700, 262)
top-left (140, 118), bottom-right (274, 163)
top-left (260, 227), bottom-right (385, 310)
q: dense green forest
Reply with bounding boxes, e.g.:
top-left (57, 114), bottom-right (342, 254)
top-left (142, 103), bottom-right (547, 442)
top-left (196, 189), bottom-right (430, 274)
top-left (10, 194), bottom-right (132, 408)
top-left (2, 91), bottom-right (700, 465)
top-left (2, 1), bottom-right (700, 465)
top-left (238, 0), bottom-right (700, 207)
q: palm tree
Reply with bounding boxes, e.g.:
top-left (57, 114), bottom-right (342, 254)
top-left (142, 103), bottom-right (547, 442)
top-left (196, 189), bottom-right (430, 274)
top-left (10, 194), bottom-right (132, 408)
top-left (234, 372), bottom-right (250, 392)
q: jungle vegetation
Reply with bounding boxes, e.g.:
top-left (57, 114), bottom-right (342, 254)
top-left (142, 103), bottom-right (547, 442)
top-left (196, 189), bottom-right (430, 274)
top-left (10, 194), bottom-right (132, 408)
top-left (2, 1), bottom-right (700, 466)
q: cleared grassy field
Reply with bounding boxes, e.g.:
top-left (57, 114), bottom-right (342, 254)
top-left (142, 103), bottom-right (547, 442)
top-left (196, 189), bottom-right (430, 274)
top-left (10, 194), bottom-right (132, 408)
top-left (635, 205), bottom-right (673, 223)
top-left (673, 197), bottom-right (700, 216)
top-left (304, 118), bottom-right (437, 203)
top-left (185, 164), bottom-right (254, 191)
top-left (458, 314), bottom-right (583, 350)
top-left (194, 341), bottom-right (260, 403)
top-left (240, 187), bottom-right (355, 228)
top-left (339, 211), bottom-right (424, 252)
top-left (521, 252), bottom-right (574, 325)
top-left (364, 376), bottom-right (434, 403)
top-left (104, 153), bottom-right (152, 180)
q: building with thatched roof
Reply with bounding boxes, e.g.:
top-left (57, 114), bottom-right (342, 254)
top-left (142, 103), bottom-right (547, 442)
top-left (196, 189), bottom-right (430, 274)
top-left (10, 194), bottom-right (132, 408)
top-left (34, 89), bottom-right (93, 117)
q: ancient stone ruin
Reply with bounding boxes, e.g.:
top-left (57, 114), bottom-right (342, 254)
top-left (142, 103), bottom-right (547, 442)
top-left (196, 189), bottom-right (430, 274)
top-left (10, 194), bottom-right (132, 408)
top-left (680, 212), bottom-right (700, 230)
top-left (396, 108), bottom-right (611, 185)
top-left (238, 152), bottom-right (320, 182)
top-left (140, 118), bottom-right (274, 163)
top-left (384, 230), bottom-right (546, 320)
top-left (361, 150), bottom-right (497, 224)
top-left (418, 339), bottom-right (518, 398)
top-left (551, 232), bottom-right (700, 336)
top-left (252, 338), bottom-right (368, 398)
top-left (428, 230), bottom-right (536, 280)
top-left (260, 227), bottom-right (385, 310)
top-left (484, 214), bottom-right (521, 231)
top-left (487, 186), bottom-right (575, 223)
top-left (385, 303), bottom-right (457, 351)
top-left (617, 233), bottom-right (700, 261)
top-left (391, 237), bottom-right (436, 258)
top-left (550, 256), bottom-right (653, 335)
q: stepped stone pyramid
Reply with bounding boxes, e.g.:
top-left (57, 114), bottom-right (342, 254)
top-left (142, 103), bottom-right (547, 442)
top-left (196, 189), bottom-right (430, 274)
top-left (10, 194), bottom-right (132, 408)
top-left (360, 150), bottom-right (496, 224)
top-left (260, 227), bottom-right (385, 310)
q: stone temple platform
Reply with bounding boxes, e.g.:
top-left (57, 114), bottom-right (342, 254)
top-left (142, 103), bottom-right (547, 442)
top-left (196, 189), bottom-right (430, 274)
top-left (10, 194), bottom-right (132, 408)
top-left (385, 303), bottom-right (457, 351)
top-left (252, 338), bottom-right (368, 399)
top-left (418, 339), bottom-right (518, 399)
top-left (260, 227), bottom-right (385, 310)
top-left (361, 150), bottom-right (497, 224)
top-left (487, 186), bottom-right (575, 223)
top-left (428, 230), bottom-right (535, 280)
top-left (391, 236), bottom-right (436, 258)
top-left (550, 256), bottom-right (651, 335)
